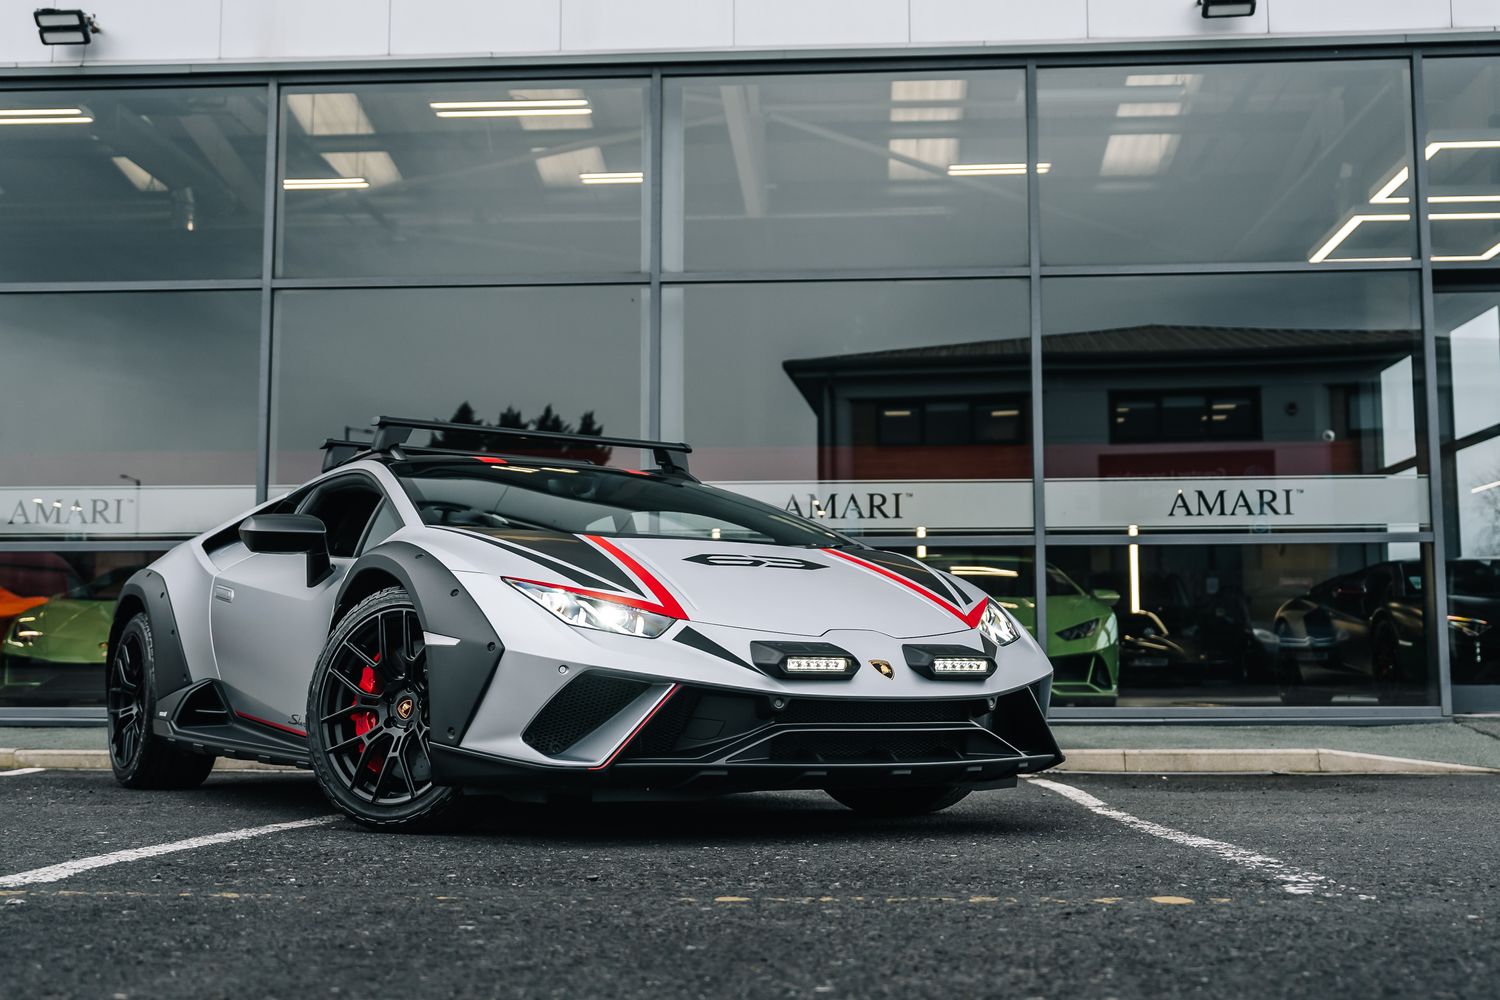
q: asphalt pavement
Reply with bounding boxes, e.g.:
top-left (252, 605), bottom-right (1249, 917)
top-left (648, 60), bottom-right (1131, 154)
top-left (0, 768), bottom-right (1495, 999)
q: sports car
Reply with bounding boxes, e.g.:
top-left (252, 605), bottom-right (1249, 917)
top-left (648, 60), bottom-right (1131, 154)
top-left (2, 566), bottom-right (141, 705)
top-left (106, 417), bottom-right (1061, 830)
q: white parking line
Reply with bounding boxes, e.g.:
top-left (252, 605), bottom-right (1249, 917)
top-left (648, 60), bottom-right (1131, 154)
top-left (1029, 778), bottom-right (1369, 899)
top-left (0, 817), bottom-right (338, 889)
top-left (0, 768), bottom-right (45, 778)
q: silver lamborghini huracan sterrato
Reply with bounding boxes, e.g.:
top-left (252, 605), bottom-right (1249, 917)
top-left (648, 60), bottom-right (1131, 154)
top-left (106, 417), bottom-right (1061, 830)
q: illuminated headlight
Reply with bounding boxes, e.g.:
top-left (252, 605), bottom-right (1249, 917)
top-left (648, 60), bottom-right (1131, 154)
top-left (978, 602), bottom-right (1021, 646)
top-left (931, 657), bottom-right (989, 675)
top-left (1055, 618), bottom-right (1101, 642)
top-left (505, 579), bottom-right (676, 638)
top-left (784, 656), bottom-right (856, 674)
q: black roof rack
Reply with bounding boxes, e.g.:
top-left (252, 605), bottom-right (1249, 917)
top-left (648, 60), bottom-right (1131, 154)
top-left (321, 417), bottom-right (694, 477)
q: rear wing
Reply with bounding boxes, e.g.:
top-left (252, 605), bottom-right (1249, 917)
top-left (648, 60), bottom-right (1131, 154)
top-left (322, 416), bottom-right (694, 477)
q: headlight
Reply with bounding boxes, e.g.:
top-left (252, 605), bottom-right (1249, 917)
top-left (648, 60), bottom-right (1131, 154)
top-left (1055, 618), bottom-right (1101, 642)
top-left (5, 617), bottom-right (40, 647)
top-left (505, 579), bottom-right (677, 638)
top-left (979, 602), bottom-right (1021, 646)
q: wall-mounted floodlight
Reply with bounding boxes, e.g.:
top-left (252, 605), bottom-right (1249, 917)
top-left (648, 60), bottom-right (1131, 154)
top-left (34, 8), bottom-right (97, 44)
top-left (1198, 0), bottom-right (1256, 17)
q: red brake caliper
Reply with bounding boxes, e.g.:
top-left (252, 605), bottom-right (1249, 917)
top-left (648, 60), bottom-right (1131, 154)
top-left (350, 656), bottom-right (382, 771)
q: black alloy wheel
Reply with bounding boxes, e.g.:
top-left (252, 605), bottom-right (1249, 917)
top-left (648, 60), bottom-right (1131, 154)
top-left (309, 587), bottom-right (463, 830)
top-left (107, 612), bottom-right (215, 789)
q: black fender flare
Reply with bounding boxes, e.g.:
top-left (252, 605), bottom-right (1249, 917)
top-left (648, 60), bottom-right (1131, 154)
top-left (333, 541), bottom-right (504, 749)
top-left (112, 568), bottom-right (194, 704)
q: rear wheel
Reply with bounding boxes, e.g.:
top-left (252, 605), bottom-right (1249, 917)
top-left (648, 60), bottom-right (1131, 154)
top-left (308, 587), bottom-right (464, 831)
top-left (107, 613), bottom-right (215, 789)
top-left (827, 785), bottom-right (970, 816)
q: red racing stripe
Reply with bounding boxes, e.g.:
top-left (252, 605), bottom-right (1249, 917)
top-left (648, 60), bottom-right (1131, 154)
top-left (822, 548), bottom-right (988, 628)
top-left (582, 534), bottom-right (689, 621)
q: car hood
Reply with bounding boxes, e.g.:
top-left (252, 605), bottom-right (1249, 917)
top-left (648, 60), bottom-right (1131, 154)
top-left (445, 529), bottom-right (986, 639)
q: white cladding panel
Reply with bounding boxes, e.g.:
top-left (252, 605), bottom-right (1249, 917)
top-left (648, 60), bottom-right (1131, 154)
top-left (2, 0), bottom-right (1497, 67)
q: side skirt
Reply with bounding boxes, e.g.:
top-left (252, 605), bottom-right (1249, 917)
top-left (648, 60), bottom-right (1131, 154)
top-left (153, 679), bottom-right (312, 769)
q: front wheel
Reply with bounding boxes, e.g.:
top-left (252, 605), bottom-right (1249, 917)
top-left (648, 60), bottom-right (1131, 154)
top-left (827, 785), bottom-right (970, 816)
top-left (307, 587), bottom-right (465, 832)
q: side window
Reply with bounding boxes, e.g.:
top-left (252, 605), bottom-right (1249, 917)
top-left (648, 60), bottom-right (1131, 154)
top-left (301, 479), bottom-right (385, 559)
top-left (358, 501), bottom-right (404, 554)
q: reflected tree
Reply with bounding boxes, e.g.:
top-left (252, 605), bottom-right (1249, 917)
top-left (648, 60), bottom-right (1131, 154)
top-left (430, 403), bottom-right (613, 466)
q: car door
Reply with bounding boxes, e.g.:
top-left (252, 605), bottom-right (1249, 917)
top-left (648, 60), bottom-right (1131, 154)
top-left (208, 474), bottom-right (390, 729)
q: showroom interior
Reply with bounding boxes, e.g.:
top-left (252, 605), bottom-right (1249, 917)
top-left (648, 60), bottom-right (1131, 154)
top-left (3, 30), bottom-right (1500, 721)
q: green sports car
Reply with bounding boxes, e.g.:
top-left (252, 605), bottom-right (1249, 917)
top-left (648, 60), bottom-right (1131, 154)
top-left (926, 553), bottom-right (1121, 706)
top-left (1, 567), bottom-right (141, 706)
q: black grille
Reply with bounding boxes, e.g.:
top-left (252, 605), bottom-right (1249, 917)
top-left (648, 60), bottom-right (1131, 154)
top-left (751, 730), bottom-right (1010, 764)
top-left (777, 699), bottom-right (978, 725)
top-left (523, 674), bottom-right (651, 756)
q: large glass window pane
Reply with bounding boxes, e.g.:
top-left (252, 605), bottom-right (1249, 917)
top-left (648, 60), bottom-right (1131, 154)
top-left (279, 80), bottom-right (647, 278)
top-left (668, 280), bottom-right (1031, 536)
top-left (1037, 61), bottom-right (1416, 265)
top-left (0, 292), bottom-right (259, 540)
top-left (670, 71), bottom-right (1028, 271)
top-left (1047, 542), bottom-right (1437, 707)
top-left (1434, 289), bottom-right (1500, 686)
top-left (0, 87), bottom-right (267, 280)
top-left (272, 286), bottom-right (648, 483)
top-left (1042, 273), bottom-right (1427, 534)
top-left (1422, 59), bottom-right (1500, 262)
top-left (1, 548), bottom-right (166, 707)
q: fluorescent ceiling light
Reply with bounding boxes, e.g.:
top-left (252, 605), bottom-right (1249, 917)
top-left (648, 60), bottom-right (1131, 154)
top-left (891, 106), bottom-right (962, 122)
top-left (1307, 213), bottom-right (1410, 264)
top-left (0, 115), bottom-right (92, 125)
top-left (433, 108), bottom-right (592, 118)
top-left (1471, 479), bottom-right (1500, 494)
top-left (509, 90), bottom-right (593, 131)
top-left (1100, 132), bottom-right (1180, 176)
top-left (0, 107), bottom-right (84, 115)
top-left (1116, 102), bottom-right (1183, 117)
top-left (948, 566), bottom-right (1019, 577)
top-left (430, 99), bottom-right (589, 110)
top-left (947, 162), bottom-right (1050, 176)
top-left (579, 171), bottom-right (643, 184)
top-left (1430, 212), bottom-right (1500, 221)
top-left (286, 93), bottom-right (372, 136)
top-left (1426, 139), bottom-right (1500, 159)
top-left (283, 177), bottom-right (369, 190)
top-left (989, 409), bottom-right (1020, 418)
top-left (1429, 194), bottom-right (1500, 203)
top-left (320, 151), bottom-right (401, 188)
top-left (111, 156), bottom-right (167, 192)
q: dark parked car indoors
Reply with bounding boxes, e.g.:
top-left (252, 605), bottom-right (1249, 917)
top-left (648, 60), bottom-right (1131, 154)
top-left (1111, 570), bottom-right (1277, 688)
top-left (1272, 559), bottom-right (1497, 703)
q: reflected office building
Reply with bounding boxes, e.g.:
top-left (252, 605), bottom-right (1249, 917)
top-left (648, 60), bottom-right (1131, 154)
top-left (3, 25), bottom-right (1500, 719)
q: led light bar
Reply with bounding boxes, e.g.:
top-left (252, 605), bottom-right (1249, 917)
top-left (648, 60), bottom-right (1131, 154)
top-left (783, 656), bottom-right (855, 674)
top-left (930, 657), bottom-right (990, 675)
top-left (431, 100), bottom-right (592, 119)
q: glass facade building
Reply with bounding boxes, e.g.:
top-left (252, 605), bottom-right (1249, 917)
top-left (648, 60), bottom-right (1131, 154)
top-left (3, 41), bottom-right (1499, 720)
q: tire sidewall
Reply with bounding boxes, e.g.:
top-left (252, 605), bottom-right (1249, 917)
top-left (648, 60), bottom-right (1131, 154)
top-left (109, 613), bottom-right (157, 784)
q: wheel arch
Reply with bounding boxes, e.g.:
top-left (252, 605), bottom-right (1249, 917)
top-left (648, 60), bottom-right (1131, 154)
top-left (113, 568), bottom-right (194, 704)
top-left (334, 542), bottom-right (504, 752)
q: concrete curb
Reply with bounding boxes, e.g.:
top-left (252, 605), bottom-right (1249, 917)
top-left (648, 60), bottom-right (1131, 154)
top-left (2, 746), bottom-right (1496, 775)
top-left (1056, 747), bottom-right (1500, 775)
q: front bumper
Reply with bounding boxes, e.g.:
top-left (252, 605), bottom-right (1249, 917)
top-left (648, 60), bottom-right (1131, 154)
top-left (432, 682), bottom-right (1062, 797)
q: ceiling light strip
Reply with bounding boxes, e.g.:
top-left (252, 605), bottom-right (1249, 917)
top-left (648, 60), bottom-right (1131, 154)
top-left (0, 116), bottom-right (92, 125)
top-left (1307, 214), bottom-right (1410, 264)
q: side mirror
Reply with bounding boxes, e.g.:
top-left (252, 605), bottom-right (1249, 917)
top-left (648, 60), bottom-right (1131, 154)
top-left (1092, 587), bottom-right (1121, 604)
top-left (239, 514), bottom-right (332, 587)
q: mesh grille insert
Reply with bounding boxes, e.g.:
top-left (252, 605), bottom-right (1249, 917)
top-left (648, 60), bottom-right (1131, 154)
top-left (778, 699), bottom-right (978, 725)
top-left (523, 674), bottom-right (651, 757)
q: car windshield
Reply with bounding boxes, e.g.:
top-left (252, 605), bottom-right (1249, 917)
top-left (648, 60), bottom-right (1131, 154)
top-left (391, 459), bottom-right (852, 547)
top-left (64, 567), bottom-right (141, 601)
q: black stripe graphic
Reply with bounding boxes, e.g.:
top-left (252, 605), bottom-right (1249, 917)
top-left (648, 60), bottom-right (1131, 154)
top-left (439, 527), bottom-right (643, 595)
top-left (673, 626), bottom-right (753, 669)
top-left (862, 550), bottom-right (964, 605)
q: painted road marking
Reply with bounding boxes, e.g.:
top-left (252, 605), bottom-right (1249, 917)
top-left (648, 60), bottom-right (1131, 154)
top-left (0, 817), bottom-right (337, 889)
top-left (1029, 778), bottom-right (1369, 899)
top-left (0, 768), bottom-right (45, 777)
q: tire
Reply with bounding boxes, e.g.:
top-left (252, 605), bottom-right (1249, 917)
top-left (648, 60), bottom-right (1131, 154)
top-left (1372, 622), bottom-right (1418, 706)
top-left (307, 586), bottom-right (466, 832)
top-left (826, 785), bottom-right (971, 817)
top-left (107, 612), bottom-right (215, 790)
